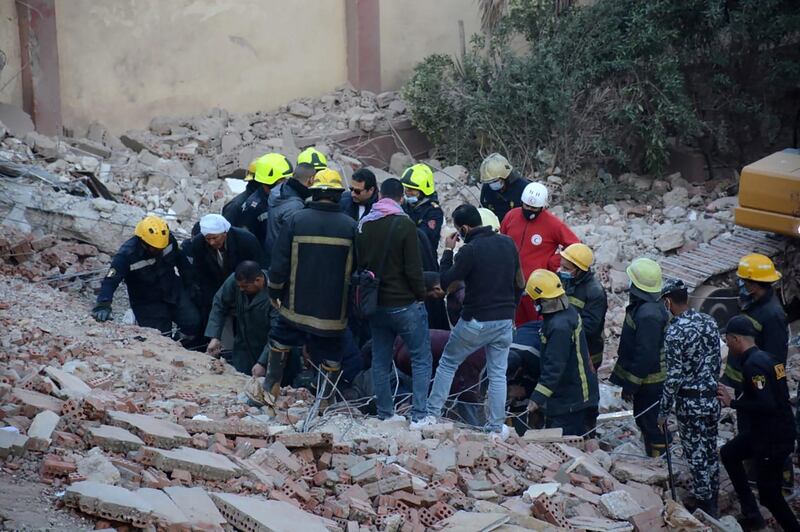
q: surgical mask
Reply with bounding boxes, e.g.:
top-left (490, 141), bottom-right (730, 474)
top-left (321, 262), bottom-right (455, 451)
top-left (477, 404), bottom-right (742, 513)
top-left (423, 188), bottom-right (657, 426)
top-left (738, 278), bottom-right (754, 308)
top-left (488, 180), bottom-right (503, 191)
top-left (557, 271), bottom-right (573, 292)
top-left (404, 194), bottom-right (418, 205)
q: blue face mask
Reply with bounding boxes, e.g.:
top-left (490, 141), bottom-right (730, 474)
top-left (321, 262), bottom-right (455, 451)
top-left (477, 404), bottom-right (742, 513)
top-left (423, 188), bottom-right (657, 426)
top-left (488, 180), bottom-right (504, 191)
top-left (558, 270), bottom-right (573, 292)
top-left (738, 278), bottom-right (754, 307)
top-left (404, 194), bottom-right (418, 205)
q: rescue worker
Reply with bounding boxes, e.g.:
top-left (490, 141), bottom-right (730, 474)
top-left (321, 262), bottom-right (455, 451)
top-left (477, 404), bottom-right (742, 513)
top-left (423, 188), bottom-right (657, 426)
top-left (222, 159), bottom-right (260, 227)
top-left (297, 146), bottom-right (328, 171)
top-left (91, 215), bottom-right (200, 340)
top-left (263, 162), bottom-right (317, 263)
top-left (254, 169), bottom-right (356, 406)
top-left (559, 243), bottom-right (607, 368)
top-left (722, 253), bottom-right (788, 389)
top-left (479, 153), bottom-right (529, 223)
top-left (186, 214), bottom-right (265, 335)
top-left (240, 153), bottom-right (293, 245)
top-left (401, 163), bottom-right (444, 252)
top-left (657, 278), bottom-right (721, 517)
top-left (206, 261), bottom-right (271, 375)
top-left (718, 316), bottom-right (799, 532)
top-left (500, 182), bottom-right (579, 325)
top-left (610, 258), bottom-right (670, 456)
top-left (525, 269), bottom-right (599, 435)
top-left (478, 207), bottom-right (501, 232)
top-left (340, 168), bottom-right (379, 222)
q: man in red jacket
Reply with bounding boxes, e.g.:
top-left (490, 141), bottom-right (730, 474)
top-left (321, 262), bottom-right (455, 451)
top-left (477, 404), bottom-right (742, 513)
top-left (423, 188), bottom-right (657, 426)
top-left (500, 182), bottom-right (579, 325)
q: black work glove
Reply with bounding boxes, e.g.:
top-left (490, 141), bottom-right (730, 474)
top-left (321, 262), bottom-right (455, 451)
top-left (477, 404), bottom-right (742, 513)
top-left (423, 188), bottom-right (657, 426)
top-left (91, 301), bottom-right (112, 322)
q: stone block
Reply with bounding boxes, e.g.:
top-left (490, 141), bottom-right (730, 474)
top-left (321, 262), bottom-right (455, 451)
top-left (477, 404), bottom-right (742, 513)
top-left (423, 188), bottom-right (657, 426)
top-left (600, 490), bottom-right (644, 520)
top-left (211, 492), bottom-right (329, 532)
top-left (64, 481), bottom-right (154, 528)
top-left (106, 410), bottom-right (191, 448)
top-left (164, 486), bottom-right (226, 531)
top-left (610, 460), bottom-right (668, 485)
top-left (0, 429), bottom-right (28, 458)
top-left (142, 446), bottom-right (241, 481)
top-left (27, 409), bottom-right (60, 449)
top-left (89, 424), bottom-right (145, 453)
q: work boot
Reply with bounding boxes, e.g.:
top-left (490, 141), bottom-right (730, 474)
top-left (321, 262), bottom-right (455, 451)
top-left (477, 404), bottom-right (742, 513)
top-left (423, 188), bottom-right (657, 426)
top-left (262, 346), bottom-right (289, 407)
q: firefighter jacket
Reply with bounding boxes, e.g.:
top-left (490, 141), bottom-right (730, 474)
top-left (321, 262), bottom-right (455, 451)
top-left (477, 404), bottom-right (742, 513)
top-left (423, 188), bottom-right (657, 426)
top-left (240, 187), bottom-right (270, 245)
top-left (479, 173), bottom-right (528, 223)
top-left (264, 179), bottom-right (309, 265)
top-left (222, 181), bottom-right (259, 227)
top-left (565, 270), bottom-right (607, 367)
top-left (406, 194), bottom-right (444, 252)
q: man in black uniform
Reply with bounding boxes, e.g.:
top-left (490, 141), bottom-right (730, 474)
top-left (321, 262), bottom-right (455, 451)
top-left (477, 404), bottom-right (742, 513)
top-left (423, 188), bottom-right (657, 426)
top-left (222, 159), bottom-right (260, 227)
top-left (478, 153), bottom-right (529, 223)
top-left (401, 163), bottom-right (443, 252)
top-left (718, 315), bottom-right (799, 531)
top-left (240, 153), bottom-right (293, 245)
top-left (91, 215), bottom-right (200, 341)
top-left (525, 269), bottom-right (599, 436)
top-left (559, 243), bottom-right (607, 369)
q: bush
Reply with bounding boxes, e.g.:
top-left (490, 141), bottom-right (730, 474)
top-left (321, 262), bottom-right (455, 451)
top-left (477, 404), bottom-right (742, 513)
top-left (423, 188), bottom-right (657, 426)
top-left (402, 0), bottom-right (800, 180)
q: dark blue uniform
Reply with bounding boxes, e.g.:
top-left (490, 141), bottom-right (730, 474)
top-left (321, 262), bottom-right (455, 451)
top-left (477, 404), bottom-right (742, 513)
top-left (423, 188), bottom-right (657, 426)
top-left (97, 235), bottom-right (200, 336)
top-left (479, 174), bottom-right (528, 223)
top-left (240, 187), bottom-right (270, 244)
top-left (565, 270), bottom-right (607, 368)
top-left (406, 195), bottom-right (443, 252)
top-left (222, 181), bottom-right (259, 227)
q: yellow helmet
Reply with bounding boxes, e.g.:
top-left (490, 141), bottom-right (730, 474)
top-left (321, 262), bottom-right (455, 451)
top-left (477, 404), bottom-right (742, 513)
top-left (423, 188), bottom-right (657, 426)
top-left (309, 168), bottom-right (345, 190)
top-left (134, 215), bottom-right (169, 249)
top-left (626, 257), bottom-right (663, 294)
top-left (401, 164), bottom-right (435, 196)
top-left (477, 208), bottom-right (500, 232)
top-left (737, 253), bottom-right (781, 283)
top-left (480, 153), bottom-right (513, 183)
top-left (254, 153), bottom-right (293, 185)
top-left (244, 159), bottom-right (257, 181)
top-left (297, 147), bottom-right (328, 171)
top-left (560, 243), bottom-right (594, 272)
top-left (526, 269), bottom-right (565, 300)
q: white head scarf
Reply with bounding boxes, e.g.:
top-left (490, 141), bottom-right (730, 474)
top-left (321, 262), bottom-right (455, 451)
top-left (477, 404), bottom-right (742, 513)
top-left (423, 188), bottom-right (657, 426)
top-left (199, 214), bottom-right (231, 236)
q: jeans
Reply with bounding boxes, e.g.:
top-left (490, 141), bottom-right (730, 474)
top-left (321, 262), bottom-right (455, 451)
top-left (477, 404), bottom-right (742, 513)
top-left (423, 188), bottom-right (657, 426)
top-left (427, 318), bottom-right (513, 431)
top-left (370, 302), bottom-right (432, 421)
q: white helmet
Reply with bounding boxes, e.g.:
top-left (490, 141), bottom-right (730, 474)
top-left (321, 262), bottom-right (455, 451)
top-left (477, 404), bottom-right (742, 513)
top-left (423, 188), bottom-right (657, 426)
top-left (521, 182), bottom-right (548, 208)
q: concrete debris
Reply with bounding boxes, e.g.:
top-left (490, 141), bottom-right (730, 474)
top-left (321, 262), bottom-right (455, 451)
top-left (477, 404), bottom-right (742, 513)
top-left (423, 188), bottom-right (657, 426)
top-left (211, 492), bottom-right (330, 532)
top-left (599, 490), bottom-right (644, 520)
top-left (88, 424), bottom-right (145, 453)
top-left (76, 447), bottom-right (121, 484)
top-left (64, 481), bottom-right (154, 527)
top-left (27, 409), bottom-right (60, 449)
top-left (163, 486), bottom-right (227, 531)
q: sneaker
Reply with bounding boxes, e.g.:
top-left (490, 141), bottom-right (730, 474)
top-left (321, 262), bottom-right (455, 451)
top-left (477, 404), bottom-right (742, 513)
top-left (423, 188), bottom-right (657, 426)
top-left (383, 414), bottom-right (406, 422)
top-left (409, 415), bottom-right (437, 430)
top-left (490, 425), bottom-right (511, 442)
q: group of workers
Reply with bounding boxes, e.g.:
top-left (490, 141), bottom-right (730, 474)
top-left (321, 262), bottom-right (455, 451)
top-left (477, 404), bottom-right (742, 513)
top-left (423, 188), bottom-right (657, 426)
top-left (92, 149), bottom-right (796, 529)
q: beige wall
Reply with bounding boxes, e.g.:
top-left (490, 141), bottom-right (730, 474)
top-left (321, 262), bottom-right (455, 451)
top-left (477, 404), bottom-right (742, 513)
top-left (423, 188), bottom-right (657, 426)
top-left (55, 0), bottom-right (348, 133)
top-left (379, 0), bottom-right (482, 90)
top-left (0, 0), bottom-right (24, 108)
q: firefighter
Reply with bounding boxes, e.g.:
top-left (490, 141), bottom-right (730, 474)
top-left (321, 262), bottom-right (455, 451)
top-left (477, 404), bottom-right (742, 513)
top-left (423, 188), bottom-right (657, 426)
top-left (479, 153), bottom-right (529, 223)
top-left (500, 182), bottom-right (579, 325)
top-left (222, 158), bottom-right (260, 227)
top-left (559, 243), bottom-right (608, 368)
top-left (296, 146), bottom-right (328, 171)
top-left (718, 315), bottom-right (799, 532)
top-left (91, 215), bottom-right (200, 340)
top-left (610, 257), bottom-right (670, 456)
top-left (525, 269), bottom-right (599, 436)
top-left (240, 153), bottom-right (293, 245)
top-left (401, 163), bottom-right (444, 252)
top-left (264, 162), bottom-right (317, 263)
top-left (254, 169), bottom-right (356, 407)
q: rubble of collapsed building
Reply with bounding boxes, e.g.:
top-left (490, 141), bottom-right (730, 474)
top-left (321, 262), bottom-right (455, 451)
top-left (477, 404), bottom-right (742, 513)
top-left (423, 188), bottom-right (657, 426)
top-left (3, 85), bottom-right (795, 531)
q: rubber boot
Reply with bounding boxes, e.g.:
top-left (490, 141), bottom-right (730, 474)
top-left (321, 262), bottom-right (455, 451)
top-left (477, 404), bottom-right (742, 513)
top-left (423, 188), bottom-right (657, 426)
top-left (262, 346), bottom-right (289, 407)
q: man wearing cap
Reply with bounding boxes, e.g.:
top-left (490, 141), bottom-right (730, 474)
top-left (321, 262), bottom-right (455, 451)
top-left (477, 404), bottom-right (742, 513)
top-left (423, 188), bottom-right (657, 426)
top-left (718, 315), bottom-right (798, 531)
top-left (610, 257), bottom-right (671, 456)
top-left (187, 213), bottom-right (266, 340)
top-left (478, 153), bottom-right (529, 223)
top-left (657, 278), bottom-right (721, 517)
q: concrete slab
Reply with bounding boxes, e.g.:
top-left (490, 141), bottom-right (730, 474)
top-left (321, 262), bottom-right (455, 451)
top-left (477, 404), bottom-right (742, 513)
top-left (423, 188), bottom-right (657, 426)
top-left (89, 424), bottom-right (145, 453)
top-left (439, 511), bottom-right (510, 531)
top-left (64, 481), bottom-right (153, 528)
top-left (164, 486), bottom-right (226, 531)
top-left (144, 446), bottom-right (241, 480)
top-left (27, 410), bottom-right (60, 449)
top-left (135, 488), bottom-right (189, 529)
top-left (11, 387), bottom-right (64, 414)
top-left (0, 429), bottom-right (29, 458)
top-left (106, 410), bottom-right (191, 448)
top-left (43, 367), bottom-right (92, 399)
top-left (211, 492), bottom-right (329, 532)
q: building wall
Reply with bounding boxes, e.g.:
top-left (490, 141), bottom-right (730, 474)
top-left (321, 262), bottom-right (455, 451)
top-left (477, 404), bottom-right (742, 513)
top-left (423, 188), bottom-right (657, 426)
top-left (379, 0), bottom-right (482, 90)
top-left (0, 0), bottom-right (24, 107)
top-left (54, 0), bottom-right (349, 133)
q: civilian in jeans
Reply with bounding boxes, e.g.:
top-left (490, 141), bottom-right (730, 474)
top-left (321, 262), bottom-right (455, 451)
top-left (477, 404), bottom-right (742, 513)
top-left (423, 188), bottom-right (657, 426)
top-left (355, 178), bottom-right (432, 422)
top-left (412, 204), bottom-right (523, 440)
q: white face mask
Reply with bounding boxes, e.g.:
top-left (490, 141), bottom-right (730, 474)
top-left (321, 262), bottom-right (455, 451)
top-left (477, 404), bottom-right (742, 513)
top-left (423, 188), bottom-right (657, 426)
top-left (404, 194), bottom-right (418, 205)
top-left (488, 180), bottom-right (503, 191)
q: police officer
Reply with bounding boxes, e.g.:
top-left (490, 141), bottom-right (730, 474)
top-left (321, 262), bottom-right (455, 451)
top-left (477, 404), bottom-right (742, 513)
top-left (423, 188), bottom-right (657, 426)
top-left (91, 215), bottom-right (200, 340)
top-left (558, 243), bottom-right (608, 368)
top-left (657, 278), bottom-right (721, 517)
top-left (525, 269), bottom-right (599, 436)
top-left (401, 163), bottom-right (444, 252)
top-left (222, 159), bottom-right (260, 227)
top-left (610, 258), bottom-right (670, 456)
top-left (718, 315), bottom-right (799, 532)
top-left (479, 153), bottom-right (528, 223)
top-left (240, 153), bottom-right (293, 245)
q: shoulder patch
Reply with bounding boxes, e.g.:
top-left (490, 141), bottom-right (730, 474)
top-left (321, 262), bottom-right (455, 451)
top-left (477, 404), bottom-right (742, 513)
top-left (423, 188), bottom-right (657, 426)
top-left (751, 374), bottom-right (766, 390)
top-left (775, 363), bottom-right (786, 380)
top-left (431, 202), bottom-right (440, 208)
top-left (106, 268), bottom-right (117, 278)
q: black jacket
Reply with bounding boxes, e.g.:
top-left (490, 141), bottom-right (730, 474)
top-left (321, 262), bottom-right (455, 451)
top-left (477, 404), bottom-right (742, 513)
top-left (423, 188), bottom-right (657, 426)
top-left (406, 195), bottom-right (444, 252)
top-left (97, 235), bottom-right (190, 312)
top-left (268, 201), bottom-right (356, 336)
top-left (479, 173), bottom-right (529, 223)
top-left (265, 179), bottom-right (309, 265)
top-left (731, 346), bottom-right (795, 453)
top-left (439, 226), bottom-right (523, 322)
top-left (240, 187), bottom-right (270, 244)
top-left (722, 288), bottom-right (788, 389)
top-left (566, 270), bottom-right (607, 367)
top-left (187, 227), bottom-right (266, 315)
top-left (610, 293), bottom-right (670, 395)
top-left (340, 190), bottom-right (379, 221)
top-left (531, 305), bottom-right (599, 415)
top-left (223, 181), bottom-right (260, 227)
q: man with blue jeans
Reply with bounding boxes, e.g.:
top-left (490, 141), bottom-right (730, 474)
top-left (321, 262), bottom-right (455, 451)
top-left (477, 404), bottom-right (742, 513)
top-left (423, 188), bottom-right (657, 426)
top-left (412, 204), bottom-right (524, 439)
top-left (356, 178), bottom-right (432, 422)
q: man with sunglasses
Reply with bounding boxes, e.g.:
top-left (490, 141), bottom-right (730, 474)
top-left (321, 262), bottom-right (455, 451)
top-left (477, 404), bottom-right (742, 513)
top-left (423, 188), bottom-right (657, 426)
top-left (340, 168), bottom-right (379, 222)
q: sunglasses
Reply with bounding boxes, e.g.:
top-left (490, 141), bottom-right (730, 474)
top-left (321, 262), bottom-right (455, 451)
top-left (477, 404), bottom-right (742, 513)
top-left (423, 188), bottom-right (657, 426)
top-left (349, 187), bottom-right (365, 194)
